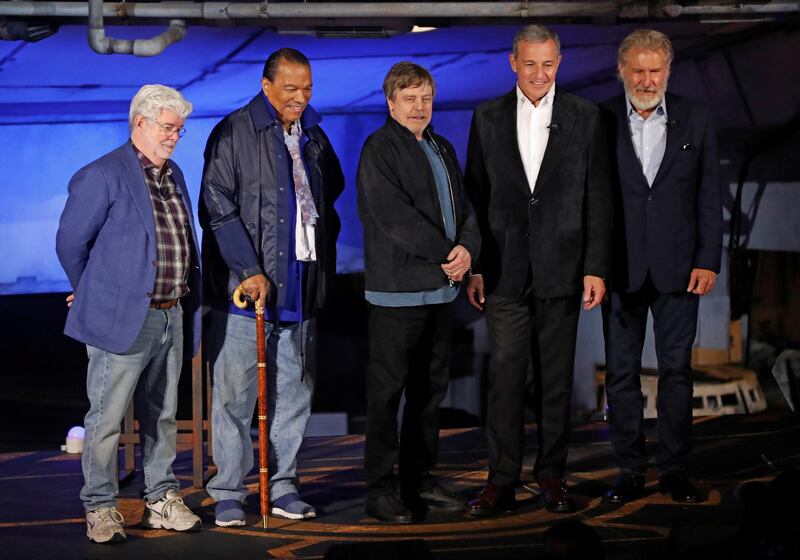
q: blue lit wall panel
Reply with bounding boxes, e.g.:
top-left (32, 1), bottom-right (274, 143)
top-left (0, 21), bottom-right (782, 295)
top-left (0, 24), bottom-right (527, 295)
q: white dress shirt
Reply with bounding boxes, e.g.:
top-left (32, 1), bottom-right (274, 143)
top-left (626, 96), bottom-right (668, 188)
top-left (516, 84), bottom-right (555, 192)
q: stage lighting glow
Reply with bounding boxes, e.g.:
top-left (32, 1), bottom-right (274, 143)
top-left (65, 425), bottom-right (85, 454)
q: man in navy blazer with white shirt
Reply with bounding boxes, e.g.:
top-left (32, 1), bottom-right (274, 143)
top-left (57, 85), bottom-right (202, 543)
top-left (602, 30), bottom-right (722, 505)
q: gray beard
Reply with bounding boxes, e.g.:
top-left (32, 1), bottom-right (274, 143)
top-left (624, 81), bottom-right (668, 112)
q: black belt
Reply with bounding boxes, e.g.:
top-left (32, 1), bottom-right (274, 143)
top-left (149, 298), bottom-right (179, 310)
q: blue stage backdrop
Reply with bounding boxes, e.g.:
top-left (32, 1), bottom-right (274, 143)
top-left (0, 24), bottom-right (529, 294)
top-left (1, 22), bottom-right (727, 294)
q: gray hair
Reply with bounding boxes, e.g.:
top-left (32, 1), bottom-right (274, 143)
top-left (617, 29), bottom-right (674, 67)
top-left (128, 84), bottom-right (192, 131)
top-left (513, 24), bottom-right (561, 58)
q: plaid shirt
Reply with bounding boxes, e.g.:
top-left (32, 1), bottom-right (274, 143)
top-left (134, 145), bottom-right (191, 302)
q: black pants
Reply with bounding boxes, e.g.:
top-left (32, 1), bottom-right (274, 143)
top-left (364, 303), bottom-right (452, 499)
top-left (485, 291), bottom-right (581, 489)
top-left (603, 277), bottom-right (699, 474)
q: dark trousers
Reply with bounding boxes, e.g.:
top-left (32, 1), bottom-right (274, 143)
top-left (485, 291), bottom-right (581, 489)
top-left (364, 303), bottom-right (452, 499)
top-left (603, 277), bottom-right (699, 474)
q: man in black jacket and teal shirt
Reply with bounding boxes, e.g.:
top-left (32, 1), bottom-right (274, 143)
top-left (357, 62), bottom-right (481, 524)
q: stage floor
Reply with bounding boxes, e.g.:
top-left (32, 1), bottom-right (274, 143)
top-left (1, 411), bottom-right (799, 559)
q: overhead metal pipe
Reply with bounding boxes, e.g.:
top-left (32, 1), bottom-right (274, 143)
top-left (0, 2), bottom-right (794, 20)
top-left (87, 0), bottom-right (186, 56)
top-left (674, 2), bottom-right (800, 16)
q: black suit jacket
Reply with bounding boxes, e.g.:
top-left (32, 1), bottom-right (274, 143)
top-left (465, 87), bottom-right (612, 299)
top-left (602, 93), bottom-right (722, 294)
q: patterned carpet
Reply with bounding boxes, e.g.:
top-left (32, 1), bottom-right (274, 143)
top-left (1, 412), bottom-right (799, 559)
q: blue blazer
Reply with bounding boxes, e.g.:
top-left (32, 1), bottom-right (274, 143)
top-left (602, 93), bottom-right (722, 294)
top-left (56, 143), bottom-right (202, 355)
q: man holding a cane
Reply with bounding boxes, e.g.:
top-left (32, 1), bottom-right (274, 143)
top-left (201, 48), bottom-right (344, 526)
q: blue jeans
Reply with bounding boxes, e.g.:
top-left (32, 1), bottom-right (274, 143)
top-left (80, 305), bottom-right (183, 512)
top-left (206, 311), bottom-right (315, 503)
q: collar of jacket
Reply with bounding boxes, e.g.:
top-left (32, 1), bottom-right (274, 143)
top-left (384, 114), bottom-right (436, 143)
top-left (247, 92), bottom-right (322, 132)
top-left (502, 84), bottom-right (563, 109)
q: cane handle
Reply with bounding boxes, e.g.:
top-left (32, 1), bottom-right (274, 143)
top-left (232, 286), bottom-right (249, 309)
top-left (233, 285), bottom-right (266, 313)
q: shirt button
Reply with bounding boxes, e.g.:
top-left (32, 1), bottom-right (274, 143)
top-left (648, 194), bottom-right (653, 201)
top-left (278, 251), bottom-right (284, 256)
top-left (530, 198), bottom-right (539, 205)
top-left (279, 187), bottom-right (284, 192)
top-left (279, 218), bottom-right (285, 224)
top-left (278, 283), bottom-right (284, 288)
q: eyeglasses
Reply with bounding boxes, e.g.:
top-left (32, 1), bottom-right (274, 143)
top-left (148, 117), bottom-right (187, 139)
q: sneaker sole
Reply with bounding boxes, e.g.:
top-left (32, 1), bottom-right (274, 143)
top-left (87, 530), bottom-right (126, 544)
top-left (141, 519), bottom-right (202, 532)
top-left (270, 507), bottom-right (316, 520)
top-left (215, 518), bottom-right (247, 527)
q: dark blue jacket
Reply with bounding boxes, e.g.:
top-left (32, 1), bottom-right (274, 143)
top-left (602, 93), bottom-right (722, 293)
top-left (56, 143), bottom-right (202, 355)
top-left (200, 94), bottom-right (343, 314)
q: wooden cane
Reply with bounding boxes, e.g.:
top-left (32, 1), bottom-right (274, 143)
top-left (232, 286), bottom-right (269, 529)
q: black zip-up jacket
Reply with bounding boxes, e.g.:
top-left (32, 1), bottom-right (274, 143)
top-left (357, 117), bottom-right (481, 293)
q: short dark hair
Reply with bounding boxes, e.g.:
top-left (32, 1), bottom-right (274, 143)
top-left (262, 48), bottom-right (311, 81)
top-left (382, 61), bottom-right (435, 100)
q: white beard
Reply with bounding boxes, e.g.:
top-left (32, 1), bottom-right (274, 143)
top-left (624, 79), bottom-right (668, 113)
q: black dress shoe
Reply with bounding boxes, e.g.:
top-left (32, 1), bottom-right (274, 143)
top-left (539, 478), bottom-right (575, 513)
top-left (659, 471), bottom-right (703, 503)
top-left (365, 494), bottom-right (413, 524)
top-left (417, 484), bottom-right (467, 511)
top-left (466, 482), bottom-right (516, 517)
top-left (606, 473), bottom-right (646, 503)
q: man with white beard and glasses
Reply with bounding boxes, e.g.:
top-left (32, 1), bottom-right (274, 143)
top-left (601, 29), bottom-right (722, 505)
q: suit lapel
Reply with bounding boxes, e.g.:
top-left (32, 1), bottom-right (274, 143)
top-left (652, 93), bottom-right (685, 188)
top-left (121, 144), bottom-right (157, 241)
top-left (614, 95), bottom-right (650, 191)
top-left (495, 90), bottom-right (530, 196)
top-left (533, 87), bottom-right (574, 196)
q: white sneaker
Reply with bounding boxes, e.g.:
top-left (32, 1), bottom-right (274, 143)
top-left (86, 507), bottom-right (126, 544)
top-left (141, 490), bottom-right (202, 532)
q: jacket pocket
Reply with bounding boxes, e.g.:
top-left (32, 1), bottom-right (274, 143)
top-left (77, 276), bottom-right (119, 337)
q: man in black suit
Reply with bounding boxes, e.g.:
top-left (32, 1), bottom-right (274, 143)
top-left (464, 24), bottom-right (612, 515)
top-left (602, 29), bottom-right (722, 504)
